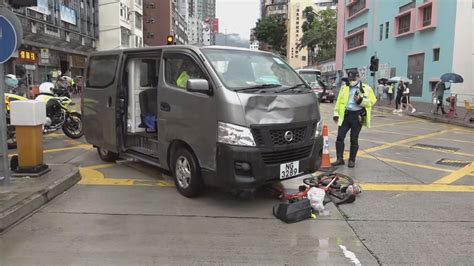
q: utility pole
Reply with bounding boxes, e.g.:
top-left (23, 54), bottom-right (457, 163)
top-left (0, 0), bottom-right (10, 184)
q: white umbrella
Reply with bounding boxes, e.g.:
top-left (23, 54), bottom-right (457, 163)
top-left (389, 76), bottom-right (412, 84)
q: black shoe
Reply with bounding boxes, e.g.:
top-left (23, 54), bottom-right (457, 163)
top-left (348, 160), bottom-right (355, 168)
top-left (331, 159), bottom-right (345, 166)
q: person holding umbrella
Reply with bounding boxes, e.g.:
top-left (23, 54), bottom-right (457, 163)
top-left (433, 80), bottom-right (448, 115)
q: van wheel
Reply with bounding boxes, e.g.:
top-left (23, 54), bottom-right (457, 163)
top-left (171, 147), bottom-right (203, 198)
top-left (97, 147), bottom-right (119, 162)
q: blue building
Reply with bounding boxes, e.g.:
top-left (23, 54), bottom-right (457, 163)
top-left (335, 0), bottom-right (473, 104)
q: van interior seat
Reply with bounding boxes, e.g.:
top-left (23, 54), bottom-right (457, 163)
top-left (139, 88), bottom-right (158, 128)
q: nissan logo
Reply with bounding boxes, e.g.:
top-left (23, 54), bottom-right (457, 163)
top-left (284, 131), bottom-right (294, 142)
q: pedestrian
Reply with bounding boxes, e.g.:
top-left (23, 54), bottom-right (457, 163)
top-left (433, 81), bottom-right (447, 115)
top-left (387, 82), bottom-right (394, 105)
top-left (332, 71), bottom-right (377, 168)
top-left (401, 82), bottom-right (416, 113)
top-left (376, 80), bottom-right (385, 102)
top-left (393, 82), bottom-right (404, 113)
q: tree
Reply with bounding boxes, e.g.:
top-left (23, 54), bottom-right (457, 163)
top-left (299, 8), bottom-right (337, 65)
top-left (253, 15), bottom-right (287, 56)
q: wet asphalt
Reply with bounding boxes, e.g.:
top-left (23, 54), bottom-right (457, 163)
top-left (0, 102), bottom-right (473, 265)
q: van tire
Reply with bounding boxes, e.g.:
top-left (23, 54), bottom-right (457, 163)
top-left (171, 147), bottom-right (203, 198)
top-left (97, 147), bottom-right (119, 162)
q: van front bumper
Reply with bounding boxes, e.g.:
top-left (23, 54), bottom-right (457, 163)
top-left (214, 136), bottom-right (323, 190)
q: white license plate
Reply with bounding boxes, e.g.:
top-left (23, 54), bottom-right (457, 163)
top-left (280, 161), bottom-right (300, 179)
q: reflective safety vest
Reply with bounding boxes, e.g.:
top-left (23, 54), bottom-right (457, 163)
top-left (176, 71), bottom-right (189, 88)
top-left (333, 83), bottom-right (377, 128)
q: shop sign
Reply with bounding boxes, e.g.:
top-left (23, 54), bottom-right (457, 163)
top-left (71, 55), bottom-right (86, 68)
top-left (40, 48), bottom-right (49, 64)
top-left (321, 62), bottom-right (336, 73)
top-left (18, 49), bottom-right (37, 63)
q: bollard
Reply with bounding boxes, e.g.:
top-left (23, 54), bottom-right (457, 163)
top-left (10, 100), bottom-right (50, 176)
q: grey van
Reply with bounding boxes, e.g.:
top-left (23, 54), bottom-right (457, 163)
top-left (83, 46), bottom-right (323, 197)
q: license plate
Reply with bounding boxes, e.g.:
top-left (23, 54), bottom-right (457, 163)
top-left (280, 161), bottom-right (300, 179)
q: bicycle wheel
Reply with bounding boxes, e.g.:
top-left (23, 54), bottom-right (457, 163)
top-left (327, 173), bottom-right (354, 204)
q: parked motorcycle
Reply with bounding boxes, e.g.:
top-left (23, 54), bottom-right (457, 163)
top-left (37, 82), bottom-right (83, 139)
top-left (4, 93), bottom-right (28, 149)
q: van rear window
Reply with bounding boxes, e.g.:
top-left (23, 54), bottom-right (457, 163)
top-left (87, 55), bottom-right (119, 88)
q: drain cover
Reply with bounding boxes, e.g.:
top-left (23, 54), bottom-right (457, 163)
top-left (436, 159), bottom-right (471, 168)
top-left (411, 143), bottom-right (459, 152)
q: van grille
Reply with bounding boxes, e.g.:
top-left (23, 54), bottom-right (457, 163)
top-left (252, 129), bottom-right (265, 146)
top-left (270, 127), bottom-right (306, 145)
top-left (261, 145), bottom-right (313, 165)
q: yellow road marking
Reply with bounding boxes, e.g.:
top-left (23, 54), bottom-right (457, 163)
top-left (361, 183), bottom-right (474, 192)
top-left (369, 128), bottom-right (474, 144)
top-left (8, 144), bottom-right (92, 157)
top-left (363, 130), bottom-right (451, 153)
top-left (79, 168), bottom-right (174, 187)
top-left (67, 139), bottom-right (83, 146)
top-left (432, 163), bottom-right (474, 184)
top-left (84, 163), bottom-right (117, 170)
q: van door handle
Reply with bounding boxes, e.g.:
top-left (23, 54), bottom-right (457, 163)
top-left (160, 102), bottom-right (170, 112)
top-left (107, 96), bottom-right (112, 107)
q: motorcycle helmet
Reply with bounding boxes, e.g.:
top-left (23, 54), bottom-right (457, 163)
top-left (39, 82), bottom-right (55, 95)
top-left (5, 74), bottom-right (18, 87)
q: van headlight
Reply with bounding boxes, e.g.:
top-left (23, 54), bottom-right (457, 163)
top-left (314, 120), bottom-right (323, 137)
top-left (218, 122), bottom-right (256, 147)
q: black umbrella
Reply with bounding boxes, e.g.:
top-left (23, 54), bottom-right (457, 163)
top-left (440, 73), bottom-right (463, 83)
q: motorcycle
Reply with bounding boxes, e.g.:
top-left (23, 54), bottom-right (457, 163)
top-left (40, 95), bottom-right (84, 139)
top-left (4, 93), bottom-right (28, 149)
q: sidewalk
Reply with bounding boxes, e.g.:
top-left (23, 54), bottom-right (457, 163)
top-left (0, 164), bottom-right (80, 232)
top-left (374, 100), bottom-right (474, 128)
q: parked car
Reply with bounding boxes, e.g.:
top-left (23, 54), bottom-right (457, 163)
top-left (83, 46), bottom-right (324, 198)
top-left (296, 69), bottom-right (335, 103)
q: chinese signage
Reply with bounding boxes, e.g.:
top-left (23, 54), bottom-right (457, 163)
top-left (321, 61), bottom-right (336, 73)
top-left (18, 50), bottom-right (37, 63)
top-left (213, 18), bottom-right (219, 33)
top-left (40, 48), bottom-right (49, 64)
top-left (378, 63), bottom-right (390, 79)
top-left (72, 55), bottom-right (86, 68)
top-left (60, 5), bottom-right (76, 25)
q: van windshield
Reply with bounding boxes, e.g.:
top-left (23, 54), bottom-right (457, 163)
top-left (202, 48), bottom-right (309, 93)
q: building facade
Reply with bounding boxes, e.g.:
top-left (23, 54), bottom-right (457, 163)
top-left (286, 0), bottom-right (320, 68)
top-left (335, 0), bottom-right (473, 103)
top-left (7, 0), bottom-right (99, 83)
top-left (98, 0), bottom-right (143, 51)
top-left (263, 0), bottom-right (289, 18)
top-left (143, 0), bottom-right (188, 46)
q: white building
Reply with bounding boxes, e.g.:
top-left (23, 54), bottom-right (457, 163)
top-left (98, 0), bottom-right (143, 50)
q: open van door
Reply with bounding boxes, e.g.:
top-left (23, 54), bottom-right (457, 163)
top-left (83, 52), bottom-right (123, 153)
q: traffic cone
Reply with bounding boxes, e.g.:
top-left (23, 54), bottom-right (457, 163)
top-left (319, 125), bottom-right (335, 172)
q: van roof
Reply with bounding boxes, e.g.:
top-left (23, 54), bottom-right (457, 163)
top-left (89, 45), bottom-right (274, 56)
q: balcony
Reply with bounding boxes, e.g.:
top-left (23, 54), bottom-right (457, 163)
top-left (344, 27), bottom-right (368, 52)
top-left (416, 0), bottom-right (437, 31)
top-left (346, 0), bottom-right (369, 20)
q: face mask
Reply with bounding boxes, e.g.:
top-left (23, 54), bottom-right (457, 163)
top-left (349, 80), bottom-right (359, 87)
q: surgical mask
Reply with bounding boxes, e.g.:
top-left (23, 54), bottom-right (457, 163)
top-left (349, 80), bottom-right (359, 87)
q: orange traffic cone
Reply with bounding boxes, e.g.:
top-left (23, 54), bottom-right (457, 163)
top-left (319, 125), bottom-right (335, 172)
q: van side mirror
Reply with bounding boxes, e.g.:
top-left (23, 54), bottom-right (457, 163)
top-left (187, 79), bottom-right (210, 93)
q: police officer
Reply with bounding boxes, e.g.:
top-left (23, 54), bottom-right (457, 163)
top-left (332, 71), bottom-right (377, 168)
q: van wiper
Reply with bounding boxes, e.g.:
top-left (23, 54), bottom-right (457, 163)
top-left (277, 83), bottom-right (309, 93)
top-left (234, 83), bottom-right (282, 92)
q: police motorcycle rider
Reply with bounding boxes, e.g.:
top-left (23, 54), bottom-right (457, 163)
top-left (331, 71), bottom-right (377, 168)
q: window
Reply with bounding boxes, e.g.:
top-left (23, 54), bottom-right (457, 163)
top-left (164, 54), bottom-right (206, 88)
top-left (140, 59), bottom-right (158, 87)
top-left (347, 31), bottom-right (364, 50)
top-left (31, 21), bottom-right (37, 33)
top-left (433, 48), bottom-right (440, 61)
top-left (348, 0), bottom-right (366, 17)
top-left (379, 24), bottom-right (383, 41)
top-left (135, 12), bottom-right (142, 29)
top-left (120, 3), bottom-right (124, 17)
top-left (301, 56), bottom-right (306, 61)
top-left (86, 55), bottom-right (119, 88)
top-left (81, 37), bottom-right (85, 45)
top-left (398, 14), bottom-right (411, 34)
top-left (422, 5), bottom-right (432, 27)
top-left (385, 22), bottom-right (389, 39)
top-left (121, 27), bottom-right (130, 47)
top-left (65, 31), bottom-right (70, 42)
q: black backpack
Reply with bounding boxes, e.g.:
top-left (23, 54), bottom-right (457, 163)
top-left (273, 198), bottom-right (312, 223)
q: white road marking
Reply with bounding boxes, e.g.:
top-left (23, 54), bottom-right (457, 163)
top-left (339, 245), bottom-right (362, 266)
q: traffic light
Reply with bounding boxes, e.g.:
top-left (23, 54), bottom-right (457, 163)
top-left (369, 55), bottom-right (379, 72)
top-left (7, 0), bottom-right (38, 8)
top-left (167, 35), bottom-right (174, 45)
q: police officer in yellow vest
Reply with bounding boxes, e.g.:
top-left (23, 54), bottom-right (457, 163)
top-left (332, 71), bottom-right (377, 168)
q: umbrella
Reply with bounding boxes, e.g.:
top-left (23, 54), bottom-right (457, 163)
top-left (389, 76), bottom-right (412, 84)
top-left (440, 73), bottom-right (463, 83)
